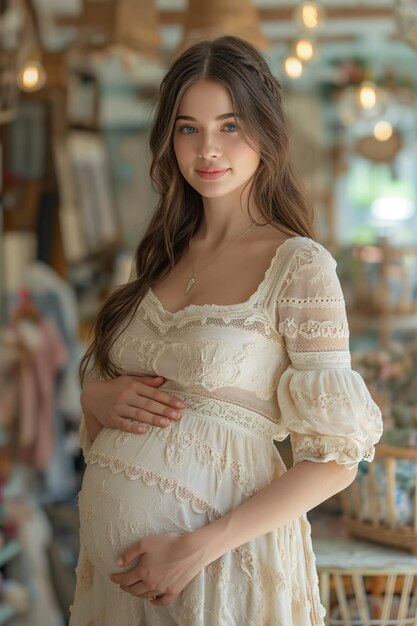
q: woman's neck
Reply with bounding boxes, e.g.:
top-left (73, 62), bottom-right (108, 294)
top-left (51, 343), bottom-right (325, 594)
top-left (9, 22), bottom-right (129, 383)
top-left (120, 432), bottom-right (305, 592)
top-left (197, 192), bottom-right (263, 247)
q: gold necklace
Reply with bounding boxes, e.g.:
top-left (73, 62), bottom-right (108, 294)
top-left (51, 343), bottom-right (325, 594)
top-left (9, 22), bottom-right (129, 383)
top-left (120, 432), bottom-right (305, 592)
top-left (185, 222), bottom-right (258, 295)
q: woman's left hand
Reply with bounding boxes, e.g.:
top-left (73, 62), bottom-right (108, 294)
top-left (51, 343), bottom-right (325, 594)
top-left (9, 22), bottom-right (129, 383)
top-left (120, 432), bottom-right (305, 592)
top-left (110, 532), bottom-right (206, 606)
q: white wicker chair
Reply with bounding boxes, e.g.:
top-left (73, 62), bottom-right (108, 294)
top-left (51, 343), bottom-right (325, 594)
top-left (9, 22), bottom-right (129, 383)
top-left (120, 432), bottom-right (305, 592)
top-left (314, 536), bottom-right (417, 625)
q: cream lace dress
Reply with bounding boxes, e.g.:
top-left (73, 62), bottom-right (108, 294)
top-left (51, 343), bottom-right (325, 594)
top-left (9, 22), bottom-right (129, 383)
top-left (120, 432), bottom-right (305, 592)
top-left (69, 237), bottom-right (383, 626)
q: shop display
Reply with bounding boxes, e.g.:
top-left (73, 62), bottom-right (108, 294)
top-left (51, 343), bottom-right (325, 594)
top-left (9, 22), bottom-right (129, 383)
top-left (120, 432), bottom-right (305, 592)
top-left (1, 1), bottom-right (417, 623)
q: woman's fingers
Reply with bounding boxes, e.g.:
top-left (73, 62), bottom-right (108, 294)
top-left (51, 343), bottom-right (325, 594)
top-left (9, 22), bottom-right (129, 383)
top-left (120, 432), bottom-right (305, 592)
top-left (111, 416), bottom-right (148, 434)
top-left (120, 583), bottom-right (147, 596)
top-left (133, 382), bottom-right (185, 411)
top-left (98, 376), bottom-right (186, 432)
top-left (109, 402), bottom-right (184, 434)
top-left (133, 396), bottom-right (182, 421)
top-left (117, 384), bottom-right (185, 425)
top-left (115, 397), bottom-right (180, 425)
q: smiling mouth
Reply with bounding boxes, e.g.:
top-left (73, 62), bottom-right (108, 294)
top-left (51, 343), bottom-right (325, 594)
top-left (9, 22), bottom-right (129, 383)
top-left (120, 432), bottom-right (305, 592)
top-left (196, 169), bottom-right (229, 173)
top-left (195, 168), bottom-right (230, 180)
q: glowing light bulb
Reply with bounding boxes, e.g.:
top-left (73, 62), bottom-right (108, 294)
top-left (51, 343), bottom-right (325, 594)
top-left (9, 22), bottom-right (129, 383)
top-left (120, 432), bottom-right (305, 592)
top-left (295, 39), bottom-right (316, 61)
top-left (358, 82), bottom-right (377, 110)
top-left (374, 120), bottom-right (393, 142)
top-left (302, 4), bottom-right (319, 28)
top-left (17, 61), bottom-right (46, 92)
top-left (294, 2), bottom-right (326, 31)
top-left (284, 56), bottom-right (303, 79)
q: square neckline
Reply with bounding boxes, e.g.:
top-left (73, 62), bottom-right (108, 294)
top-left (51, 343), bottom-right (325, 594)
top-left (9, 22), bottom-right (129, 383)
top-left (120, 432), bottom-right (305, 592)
top-left (146, 235), bottom-right (307, 318)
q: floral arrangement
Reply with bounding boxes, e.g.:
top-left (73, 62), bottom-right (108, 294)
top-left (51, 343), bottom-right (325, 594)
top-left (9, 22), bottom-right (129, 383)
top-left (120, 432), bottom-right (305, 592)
top-left (352, 342), bottom-right (417, 442)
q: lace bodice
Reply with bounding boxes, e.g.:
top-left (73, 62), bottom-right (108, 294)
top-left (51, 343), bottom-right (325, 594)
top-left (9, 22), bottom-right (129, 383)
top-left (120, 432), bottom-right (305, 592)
top-left (91, 236), bottom-right (382, 469)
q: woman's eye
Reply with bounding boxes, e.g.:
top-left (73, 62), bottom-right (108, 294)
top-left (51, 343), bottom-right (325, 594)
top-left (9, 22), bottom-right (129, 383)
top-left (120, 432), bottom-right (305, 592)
top-left (179, 126), bottom-right (197, 135)
top-left (177, 123), bottom-right (238, 134)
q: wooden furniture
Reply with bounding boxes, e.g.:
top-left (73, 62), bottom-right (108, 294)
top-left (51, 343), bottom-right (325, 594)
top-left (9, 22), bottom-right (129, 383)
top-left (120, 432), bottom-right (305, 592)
top-left (314, 536), bottom-right (417, 625)
top-left (340, 444), bottom-right (417, 555)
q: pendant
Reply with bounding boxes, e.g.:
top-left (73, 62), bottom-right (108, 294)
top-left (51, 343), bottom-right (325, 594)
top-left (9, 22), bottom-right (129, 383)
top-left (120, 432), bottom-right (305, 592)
top-left (185, 276), bottom-right (196, 295)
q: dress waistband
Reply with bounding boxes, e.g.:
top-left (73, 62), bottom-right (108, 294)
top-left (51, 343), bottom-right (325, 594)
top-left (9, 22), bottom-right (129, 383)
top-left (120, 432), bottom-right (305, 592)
top-left (162, 387), bottom-right (286, 440)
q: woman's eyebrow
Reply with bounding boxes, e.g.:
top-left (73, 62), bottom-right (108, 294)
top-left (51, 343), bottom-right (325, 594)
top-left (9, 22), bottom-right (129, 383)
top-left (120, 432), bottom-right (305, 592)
top-left (175, 112), bottom-right (238, 122)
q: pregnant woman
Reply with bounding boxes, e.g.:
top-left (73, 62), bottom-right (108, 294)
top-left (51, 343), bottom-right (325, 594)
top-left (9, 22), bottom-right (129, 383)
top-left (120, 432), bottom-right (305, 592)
top-left (69, 35), bottom-right (383, 625)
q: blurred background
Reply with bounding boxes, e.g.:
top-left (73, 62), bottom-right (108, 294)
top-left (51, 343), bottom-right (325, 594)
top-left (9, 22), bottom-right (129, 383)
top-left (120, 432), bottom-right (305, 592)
top-left (1, 1), bottom-right (417, 624)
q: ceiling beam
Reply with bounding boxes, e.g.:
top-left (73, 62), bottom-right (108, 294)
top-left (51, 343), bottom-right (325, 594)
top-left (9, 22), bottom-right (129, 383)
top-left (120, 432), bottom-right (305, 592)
top-left (270, 34), bottom-right (356, 45)
top-left (159, 6), bottom-right (394, 25)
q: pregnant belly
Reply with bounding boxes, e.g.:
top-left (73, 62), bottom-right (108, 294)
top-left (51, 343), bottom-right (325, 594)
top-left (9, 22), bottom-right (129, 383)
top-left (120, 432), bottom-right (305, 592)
top-left (79, 400), bottom-right (285, 580)
top-left (78, 457), bottom-right (211, 581)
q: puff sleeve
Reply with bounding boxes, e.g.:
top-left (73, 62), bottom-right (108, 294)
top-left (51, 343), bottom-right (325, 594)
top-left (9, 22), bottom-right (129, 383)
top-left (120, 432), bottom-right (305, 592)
top-left (276, 240), bottom-right (383, 469)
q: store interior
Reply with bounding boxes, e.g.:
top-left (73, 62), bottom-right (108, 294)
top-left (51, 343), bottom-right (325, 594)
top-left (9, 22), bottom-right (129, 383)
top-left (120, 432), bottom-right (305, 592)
top-left (1, 0), bottom-right (417, 624)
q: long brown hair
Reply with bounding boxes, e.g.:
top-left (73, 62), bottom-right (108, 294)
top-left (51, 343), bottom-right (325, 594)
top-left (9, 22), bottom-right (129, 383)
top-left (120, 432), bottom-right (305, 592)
top-left (79, 35), bottom-right (316, 383)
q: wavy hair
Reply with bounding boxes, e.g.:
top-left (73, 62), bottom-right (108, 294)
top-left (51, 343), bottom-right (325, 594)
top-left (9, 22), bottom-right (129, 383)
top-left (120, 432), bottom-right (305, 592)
top-left (79, 35), bottom-right (316, 383)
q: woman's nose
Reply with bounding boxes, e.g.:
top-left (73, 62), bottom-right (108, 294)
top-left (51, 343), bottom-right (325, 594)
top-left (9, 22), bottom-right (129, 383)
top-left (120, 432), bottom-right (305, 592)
top-left (197, 136), bottom-right (222, 160)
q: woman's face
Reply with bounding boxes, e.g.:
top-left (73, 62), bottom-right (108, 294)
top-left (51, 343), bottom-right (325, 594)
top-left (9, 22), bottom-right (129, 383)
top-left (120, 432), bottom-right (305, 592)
top-left (172, 80), bottom-right (260, 199)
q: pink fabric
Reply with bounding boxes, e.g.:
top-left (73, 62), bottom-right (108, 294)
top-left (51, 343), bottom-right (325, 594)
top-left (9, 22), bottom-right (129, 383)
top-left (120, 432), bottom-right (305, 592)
top-left (8, 319), bottom-right (69, 470)
top-left (31, 320), bottom-right (69, 469)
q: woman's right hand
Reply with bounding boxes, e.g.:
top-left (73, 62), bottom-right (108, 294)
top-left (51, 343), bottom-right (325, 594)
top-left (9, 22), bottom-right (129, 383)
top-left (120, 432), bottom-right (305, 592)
top-left (80, 375), bottom-right (184, 435)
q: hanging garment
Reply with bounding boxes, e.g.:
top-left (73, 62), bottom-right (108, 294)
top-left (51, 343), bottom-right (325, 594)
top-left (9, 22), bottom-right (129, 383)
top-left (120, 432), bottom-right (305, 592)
top-left (8, 317), bottom-right (69, 470)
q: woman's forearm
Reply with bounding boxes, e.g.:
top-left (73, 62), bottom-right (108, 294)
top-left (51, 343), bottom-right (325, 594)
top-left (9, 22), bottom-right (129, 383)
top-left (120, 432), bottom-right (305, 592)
top-left (193, 460), bottom-right (357, 567)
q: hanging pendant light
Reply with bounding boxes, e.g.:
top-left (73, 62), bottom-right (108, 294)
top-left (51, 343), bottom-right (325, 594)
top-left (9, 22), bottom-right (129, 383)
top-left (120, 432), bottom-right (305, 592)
top-left (175, 0), bottom-right (270, 57)
top-left (336, 82), bottom-right (389, 127)
top-left (17, 56), bottom-right (47, 92)
top-left (284, 55), bottom-right (303, 79)
top-left (356, 81), bottom-right (388, 118)
top-left (293, 37), bottom-right (318, 62)
top-left (293, 2), bottom-right (327, 32)
top-left (373, 120), bottom-right (393, 142)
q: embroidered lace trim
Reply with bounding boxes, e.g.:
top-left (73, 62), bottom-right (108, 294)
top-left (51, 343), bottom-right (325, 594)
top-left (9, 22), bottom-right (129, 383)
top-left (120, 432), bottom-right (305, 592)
top-left (161, 388), bottom-right (285, 439)
top-left (232, 544), bottom-right (288, 592)
top-left (113, 334), bottom-right (165, 372)
top-left (279, 318), bottom-right (349, 341)
top-left (130, 238), bottom-right (308, 338)
top-left (291, 433), bottom-right (376, 466)
top-left (276, 242), bottom-right (351, 359)
top-left (86, 450), bottom-right (222, 522)
top-left (207, 542), bottom-right (289, 622)
top-left (135, 298), bottom-right (283, 342)
top-left (170, 339), bottom-right (254, 391)
top-left (288, 350), bottom-right (351, 370)
top-left (145, 237), bottom-right (302, 317)
top-left (280, 241), bottom-right (336, 291)
top-left (157, 423), bottom-right (260, 496)
top-left (291, 389), bottom-right (352, 411)
top-left (112, 334), bottom-right (270, 393)
top-left (276, 296), bottom-right (345, 309)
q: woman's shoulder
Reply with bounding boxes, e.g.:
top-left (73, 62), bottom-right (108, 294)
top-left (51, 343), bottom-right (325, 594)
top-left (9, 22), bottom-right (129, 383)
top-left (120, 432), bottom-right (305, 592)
top-left (276, 236), bottom-right (342, 302)
top-left (277, 235), bottom-right (335, 266)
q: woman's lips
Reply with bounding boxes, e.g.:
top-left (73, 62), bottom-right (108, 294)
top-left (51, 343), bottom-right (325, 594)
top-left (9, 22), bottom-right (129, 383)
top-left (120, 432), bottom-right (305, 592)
top-left (195, 168), bottom-right (230, 180)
